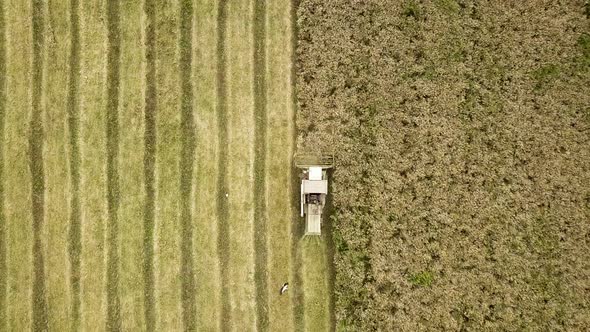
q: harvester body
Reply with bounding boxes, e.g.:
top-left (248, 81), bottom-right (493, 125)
top-left (295, 154), bottom-right (333, 236)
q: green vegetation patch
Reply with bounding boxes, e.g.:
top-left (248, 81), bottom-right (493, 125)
top-left (531, 63), bottom-right (560, 90)
top-left (408, 271), bottom-right (434, 287)
top-left (402, 0), bottom-right (422, 20)
top-left (435, 0), bottom-right (460, 15)
top-left (577, 33), bottom-right (590, 68)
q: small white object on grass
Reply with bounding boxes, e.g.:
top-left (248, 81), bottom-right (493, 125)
top-left (280, 282), bottom-right (289, 295)
top-left (225, 193), bottom-right (228, 198)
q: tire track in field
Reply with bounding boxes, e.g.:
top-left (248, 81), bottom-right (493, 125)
top-left (324, 188), bottom-right (337, 332)
top-left (179, 0), bottom-right (196, 329)
top-left (30, 1), bottom-right (48, 330)
top-left (216, 0), bottom-right (231, 329)
top-left (105, 0), bottom-right (121, 330)
top-left (0, 0), bottom-right (6, 328)
top-left (253, 0), bottom-right (269, 330)
top-left (291, 213), bottom-right (305, 332)
top-left (67, 0), bottom-right (82, 330)
top-left (143, 0), bottom-right (156, 329)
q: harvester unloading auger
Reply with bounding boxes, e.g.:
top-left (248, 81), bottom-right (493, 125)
top-left (294, 154), bottom-right (333, 236)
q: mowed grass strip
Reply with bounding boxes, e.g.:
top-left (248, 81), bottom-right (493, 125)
top-left (30, 0), bottom-right (48, 329)
top-left (292, 233), bottom-right (305, 331)
top-left (105, 0), bottom-right (122, 330)
top-left (290, 0), bottom-right (304, 327)
top-left (253, 0), bottom-right (269, 330)
top-left (118, 1), bottom-right (144, 330)
top-left (265, 0), bottom-right (296, 330)
top-left (44, 0), bottom-right (71, 329)
top-left (193, 0), bottom-right (222, 330)
top-left (79, 0), bottom-right (107, 329)
top-left (178, 0), bottom-right (197, 329)
top-left (0, 0), bottom-right (7, 327)
top-left (67, 0), bottom-right (82, 330)
top-left (154, 0), bottom-right (182, 329)
top-left (4, 0), bottom-right (33, 329)
top-left (225, 0), bottom-right (258, 329)
top-left (143, 0), bottom-right (157, 329)
top-left (300, 238), bottom-right (331, 332)
top-left (216, 0), bottom-right (231, 328)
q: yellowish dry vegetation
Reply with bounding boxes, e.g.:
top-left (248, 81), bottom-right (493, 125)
top-left (297, 0), bottom-right (590, 330)
top-left (193, 0), bottom-right (222, 329)
top-left (119, 1), bottom-right (145, 329)
top-left (4, 0), bottom-right (33, 330)
top-left (154, 0), bottom-right (183, 330)
top-left (265, 0), bottom-right (296, 331)
top-left (225, 0), bottom-right (257, 329)
top-left (300, 237), bottom-right (331, 331)
top-left (0, 0), bottom-right (304, 330)
top-left (44, 0), bottom-right (70, 329)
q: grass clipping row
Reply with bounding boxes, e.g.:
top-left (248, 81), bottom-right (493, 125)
top-left (296, 0), bottom-right (590, 330)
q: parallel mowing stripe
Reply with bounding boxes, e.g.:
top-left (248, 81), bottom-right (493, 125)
top-left (143, 0), bottom-right (156, 330)
top-left (252, 0), bottom-right (269, 330)
top-left (30, 0), bottom-right (48, 330)
top-left (216, 0), bottom-right (231, 329)
top-left (290, 0), bottom-right (305, 329)
top-left (67, 0), bottom-right (82, 330)
top-left (0, 0), bottom-right (6, 328)
top-left (105, 0), bottom-right (121, 330)
top-left (179, 0), bottom-right (196, 330)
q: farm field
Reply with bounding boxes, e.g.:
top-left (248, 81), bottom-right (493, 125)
top-left (297, 0), bottom-right (590, 330)
top-left (0, 0), bottom-right (333, 331)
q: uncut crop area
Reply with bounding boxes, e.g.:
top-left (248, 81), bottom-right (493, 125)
top-left (0, 0), bottom-right (333, 331)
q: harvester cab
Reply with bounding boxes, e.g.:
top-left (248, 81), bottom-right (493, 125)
top-left (294, 154), bottom-right (333, 236)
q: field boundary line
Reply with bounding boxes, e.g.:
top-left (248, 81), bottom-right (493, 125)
top-left (0, 0), bottom-right (6, 328)
top-left (30, 0), bottom-right (48, 330)
top-left (289, 0), bottom-right (306, 329)
top-left (179, 0), bottom-right (197, 329)
top-left (216, 0), bottom-right (231, 330)
top-left (253, 0), bottom-right (269, 330)
top-left (105, 0), bottom-right (121, 330)
top-left (142, 0), bottom-right (156, 330)
top-left (67, 0), bottom-right (82, 330)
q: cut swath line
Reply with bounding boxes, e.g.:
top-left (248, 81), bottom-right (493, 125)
top-left (67, 0), bottom-right (82, 330)
top-left (253, 0), bottom-right (269, 330)
top-left (216, 0), bottom-right (231, 330)
top-left (105, 0), bottom-right (121, 330)
top-left (142, 0), bottom-right (156, 330)
top-left (30, 0), bottom-right (48, 330)
top-left (0, 0), bottom-right (6, 328)
top-left (179, 0), bottom-right (196, 329)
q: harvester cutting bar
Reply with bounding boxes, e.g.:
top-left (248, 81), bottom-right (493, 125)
top-left (294, 154), bottom-right (334, 169)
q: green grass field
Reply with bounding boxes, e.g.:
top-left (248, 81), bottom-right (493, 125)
top-left (0, 0), bottom-right (333, 330)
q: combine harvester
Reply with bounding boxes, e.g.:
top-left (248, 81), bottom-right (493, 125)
top-left (294, 154), bottom-right (333, 236)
